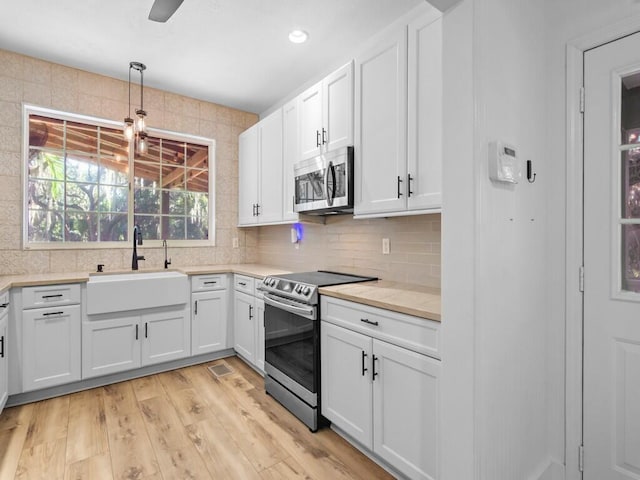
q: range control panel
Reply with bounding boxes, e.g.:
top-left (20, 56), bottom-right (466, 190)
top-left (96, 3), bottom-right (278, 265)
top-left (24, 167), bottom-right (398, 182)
top-left (260, 277), bottom-right (316, 303)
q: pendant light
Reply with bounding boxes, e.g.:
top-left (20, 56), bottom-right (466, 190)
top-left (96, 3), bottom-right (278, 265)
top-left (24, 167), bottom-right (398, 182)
top-left (124, 61), bottom-right (149, 154)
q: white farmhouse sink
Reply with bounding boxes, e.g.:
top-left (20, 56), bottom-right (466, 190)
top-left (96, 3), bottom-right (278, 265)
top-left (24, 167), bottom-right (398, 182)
top-left (87, 271), bottom-right (188, 315)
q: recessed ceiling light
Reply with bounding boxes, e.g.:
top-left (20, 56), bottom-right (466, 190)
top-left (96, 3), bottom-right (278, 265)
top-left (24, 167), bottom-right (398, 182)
top-left (288, 29), bottom-right (308, 44)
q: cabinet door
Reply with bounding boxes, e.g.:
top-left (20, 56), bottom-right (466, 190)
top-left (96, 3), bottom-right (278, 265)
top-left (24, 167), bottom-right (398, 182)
top-left (299, 81), bottom-right (323, 160)
top-left (355, 26), bottom-right (408, 216)
top-left (254, 299), bottom-right (265, 372)
top-left (238, 124), bottom-right (259, 226)
top-left (257, 109), bottom-right (284, 224)
top-left (82, 315), bottom-right (141, 379)
top-left (282, 98), bottom-right (300, 221)
top-left (192, 290), bottom-right (228, 355)
top-left (407, 13), bottom-right (442, 211)
top-left (373, 339), bottom-right (440, 480)
top-left (323, 62), bottom-right (354, 153)
top-left (321, 321), bottom-right (373, 449)
top-left (141, 309), bottom-right (190, 366)
top-left (234, 291), bottom-right (255, 364)
top-left (23, 305), bottom-right (81, 391)
top-left (0, 314), bottom-right (8, 412)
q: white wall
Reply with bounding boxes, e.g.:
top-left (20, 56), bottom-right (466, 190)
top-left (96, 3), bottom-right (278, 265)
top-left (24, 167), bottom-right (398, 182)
top-left (442, 0), bottom-right (550, 478)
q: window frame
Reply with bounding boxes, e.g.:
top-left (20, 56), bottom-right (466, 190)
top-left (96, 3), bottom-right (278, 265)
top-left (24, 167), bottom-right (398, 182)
top-left (22, 104), bottom-right (216, 250)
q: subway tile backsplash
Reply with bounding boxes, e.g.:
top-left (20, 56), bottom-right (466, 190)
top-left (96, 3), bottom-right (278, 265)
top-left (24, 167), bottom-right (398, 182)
top-left (256, 214), bottom-right (441, 288)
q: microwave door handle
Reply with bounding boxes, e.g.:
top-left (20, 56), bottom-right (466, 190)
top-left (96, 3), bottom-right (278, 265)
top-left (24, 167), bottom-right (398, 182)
top-left (325, 161), bottom-right (336, 207)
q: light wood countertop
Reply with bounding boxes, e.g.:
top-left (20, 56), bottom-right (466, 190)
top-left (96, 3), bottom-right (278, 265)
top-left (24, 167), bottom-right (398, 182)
top-left (319, 280), bottom-right (441, 322)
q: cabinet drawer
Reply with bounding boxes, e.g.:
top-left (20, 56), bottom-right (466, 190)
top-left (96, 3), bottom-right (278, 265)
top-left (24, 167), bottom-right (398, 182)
top-left (321, 296), bottom-right (440, 359)
top-left (191, 274), bottom-right (227, 292)
top-left (234, 275), bottom-right (255, 295)
top-left (22, 283), bottom-right (81, 309)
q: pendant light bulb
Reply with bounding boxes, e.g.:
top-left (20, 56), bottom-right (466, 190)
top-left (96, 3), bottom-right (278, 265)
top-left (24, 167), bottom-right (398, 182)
top-left (124, 118), bottom-right (134, 140)
top-left (135, 110), bottom-right (147, 134)
top-left (138, 132), bottom-right (148, 154)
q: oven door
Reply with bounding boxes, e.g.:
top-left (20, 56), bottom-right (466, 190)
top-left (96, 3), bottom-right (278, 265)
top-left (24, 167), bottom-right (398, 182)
top-left (263, 294), bottom-right (319, 396)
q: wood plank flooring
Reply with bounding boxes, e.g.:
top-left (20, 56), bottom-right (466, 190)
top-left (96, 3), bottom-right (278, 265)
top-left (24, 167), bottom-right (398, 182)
top-left (0, 356), bottom-right (394, 480)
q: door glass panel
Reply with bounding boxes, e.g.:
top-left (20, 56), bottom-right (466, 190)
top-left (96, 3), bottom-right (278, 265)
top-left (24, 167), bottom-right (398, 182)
top-left (620, 71), bottom-right (640, 291)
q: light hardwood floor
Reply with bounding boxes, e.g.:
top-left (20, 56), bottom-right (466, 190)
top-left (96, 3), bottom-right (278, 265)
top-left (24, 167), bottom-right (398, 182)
top-left (0, 356), bottom-right (394, 480)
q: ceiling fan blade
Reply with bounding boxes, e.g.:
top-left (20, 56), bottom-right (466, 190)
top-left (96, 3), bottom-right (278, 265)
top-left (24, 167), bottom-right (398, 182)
top-left (148, 0), bottom-right (184, 22)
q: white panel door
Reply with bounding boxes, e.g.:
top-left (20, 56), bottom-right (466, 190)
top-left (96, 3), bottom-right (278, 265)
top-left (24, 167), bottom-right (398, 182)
top-left (258, 108), bottom-right (284, 224)
top-left (355, 25), bottom-right (408, 215)
top-left (282, 98), bottom-right (300, 221)
top-left (192, 290), bottom-right (228, 355)
top-left (141, 309), bottom-right (190, 366)
top-left (320, 321), bottom-right (373, 449)
top-left (82, 315), bottom-right (141, 378)
top-left (407, 12), bottom-right (442, 211)
top-left (299, 81), bottom-right (323, 160)
top-left (238, 124), bottom-right (259, 226)
top-left (323, 62), bottom-right (354, 153)
top-left (23, 305), bottom-right (81, 391)
top-left (234, 291), bottom-right (255, 364)
top-left (0, 313), bottom-right (8, 412)
top-left (584, 31), bottom-right (640, 480)
top-left (373, 339), bottom-right (439, 480)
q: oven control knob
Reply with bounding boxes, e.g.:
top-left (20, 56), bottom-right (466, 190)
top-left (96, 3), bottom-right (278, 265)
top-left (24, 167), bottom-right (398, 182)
top-left (295, 284), bottom-right (303, 293)
top-left (303, 287), bottom-right (311, 295)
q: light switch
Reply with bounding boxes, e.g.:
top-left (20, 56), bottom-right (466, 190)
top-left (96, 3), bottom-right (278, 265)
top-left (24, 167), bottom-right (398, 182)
top-left (382, 238), bottom-right (390, 255)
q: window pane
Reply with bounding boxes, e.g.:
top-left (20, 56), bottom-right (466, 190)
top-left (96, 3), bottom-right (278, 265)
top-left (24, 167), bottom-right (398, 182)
top-left (135, 188), bottom-right (160, 214)
top-left (622, 149), bottom-right (640, 219)
top-left (168, 216), bottom-right (186, 240)
top-left (100, 158), bottom-right (129, 185)
top-left (163, 164), bottom-right (185, 190)
top-left (66, 182), bottom-right (97, 213)
top-left (187, 168), bottom-right (208, 192)
top-left (29, 115), bottom-right (63, 150)
top-left (28, 210), bottom-right (63, 242)
top-left (168, 191), bottom-right (186, 215)
top-left (134, 215), bottom-right (160, 240)
top-left (187, 214), bottom-right (208, 240)
top-left (135, 160), bottom-right (161, 187)
top-left (66, 154), bottom-right (99, 183)
top-left (99, 185), bottom-right (128, 213)
top-left (66, 211), bottom-right (98, 242)
top-left (187, 143), bottom-right (208, 169)
top-left (99, 126), bottom-right (129, 159)
top-left (99, 213), bottom-right (127, 241)
top-left (163, 139), bottom-right (185, 166)
top-left (135, 136), bottom-right (160, 163)
top-left (622, 224), bottom-right (640, 292)
top-left (67, 120), bottom-right (98, 154)
top-left (28, 151), bottom-right (64, 180)
top-left (28, 179), bottom-right (64, 210)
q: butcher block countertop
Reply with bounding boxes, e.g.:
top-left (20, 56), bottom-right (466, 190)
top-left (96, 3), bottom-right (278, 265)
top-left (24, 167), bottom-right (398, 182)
top-left (0, 264), bottom-right (291, 292)
top-left (0, 265), bottom-right (441, 322)
top-left (319, 280), bottom-right (441, 322)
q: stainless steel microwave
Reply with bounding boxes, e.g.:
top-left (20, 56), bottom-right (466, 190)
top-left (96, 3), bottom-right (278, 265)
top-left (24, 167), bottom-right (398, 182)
top-left (293, 146), bottom-right (354, 215)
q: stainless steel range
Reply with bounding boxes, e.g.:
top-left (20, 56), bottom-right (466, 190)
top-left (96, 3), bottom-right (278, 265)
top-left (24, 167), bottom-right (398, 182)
top-left (259, 271), bottom-right (377, 431)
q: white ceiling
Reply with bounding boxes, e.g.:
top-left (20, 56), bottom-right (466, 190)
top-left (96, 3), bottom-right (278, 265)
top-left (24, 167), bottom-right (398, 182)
top-left (0, 0), bottom-right (422, 114)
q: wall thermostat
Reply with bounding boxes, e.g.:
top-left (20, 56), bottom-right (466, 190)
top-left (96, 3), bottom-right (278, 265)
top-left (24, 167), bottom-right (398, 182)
top-left (488, 141), bottom-right (521, 184)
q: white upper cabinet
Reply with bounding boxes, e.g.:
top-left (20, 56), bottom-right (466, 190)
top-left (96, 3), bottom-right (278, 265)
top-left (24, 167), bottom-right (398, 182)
top-left (355, 6), bottom-right (443, 218)
top-left (299, 62), bottom-right (354, 161)
top-left (238, 109), bottom-right (284, 226)
top-left (355, 26), bottom-right (408, 216)
top-left (407, 13), bottom-right (443, 211)
top-left (282, 98), bottom-right (299, 222)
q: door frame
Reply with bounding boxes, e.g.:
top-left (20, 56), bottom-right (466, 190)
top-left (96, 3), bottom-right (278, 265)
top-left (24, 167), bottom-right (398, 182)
top-left (566, 16), bottom-right (640, 480)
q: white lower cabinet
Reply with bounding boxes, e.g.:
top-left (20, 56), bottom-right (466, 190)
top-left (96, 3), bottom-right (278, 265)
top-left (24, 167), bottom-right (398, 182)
top-left (233, 275), bottom-right (265, 372)
top-left (321, 300), bottom-right (440, 480)
top-left (23, 304), bottom-right (82, 391)
top-left (0, 296), bottom-right (9, 412)
top-left (82, 306), bottom-right (189, 379)
top-left (192, 290), bottom-right (228, 355)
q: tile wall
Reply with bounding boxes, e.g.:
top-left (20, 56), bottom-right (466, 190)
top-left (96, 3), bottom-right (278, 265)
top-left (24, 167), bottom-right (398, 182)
top-left (0, 49), bottom-right (259, 275)
top-left (256, 214), bottom-right (441, 288)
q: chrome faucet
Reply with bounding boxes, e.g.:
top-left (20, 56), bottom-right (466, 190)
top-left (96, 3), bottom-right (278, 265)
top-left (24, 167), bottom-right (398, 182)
top-left (162, 239), bottom-right (171, 269)
top-left (132, 225), bottom-right (145, 270)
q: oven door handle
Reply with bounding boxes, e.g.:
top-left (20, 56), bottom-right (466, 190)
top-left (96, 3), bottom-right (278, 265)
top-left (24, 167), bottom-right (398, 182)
top-left (263, 293), bottom-right (317, 320)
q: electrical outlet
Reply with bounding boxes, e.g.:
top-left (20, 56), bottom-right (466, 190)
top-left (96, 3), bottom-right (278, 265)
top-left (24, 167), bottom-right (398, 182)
top-left (382, 238), bottom-right (390, 255)
top-left (232, 237), bottom-right (239, 248)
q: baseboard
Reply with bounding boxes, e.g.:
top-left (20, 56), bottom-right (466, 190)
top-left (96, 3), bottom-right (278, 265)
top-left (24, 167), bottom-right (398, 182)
top-left (6, 348), bottom-right (235, 407)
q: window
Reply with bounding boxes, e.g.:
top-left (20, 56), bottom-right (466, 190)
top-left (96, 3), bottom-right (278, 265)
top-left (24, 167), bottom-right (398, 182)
top-left (24, 105), bottom-right (215, 248)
